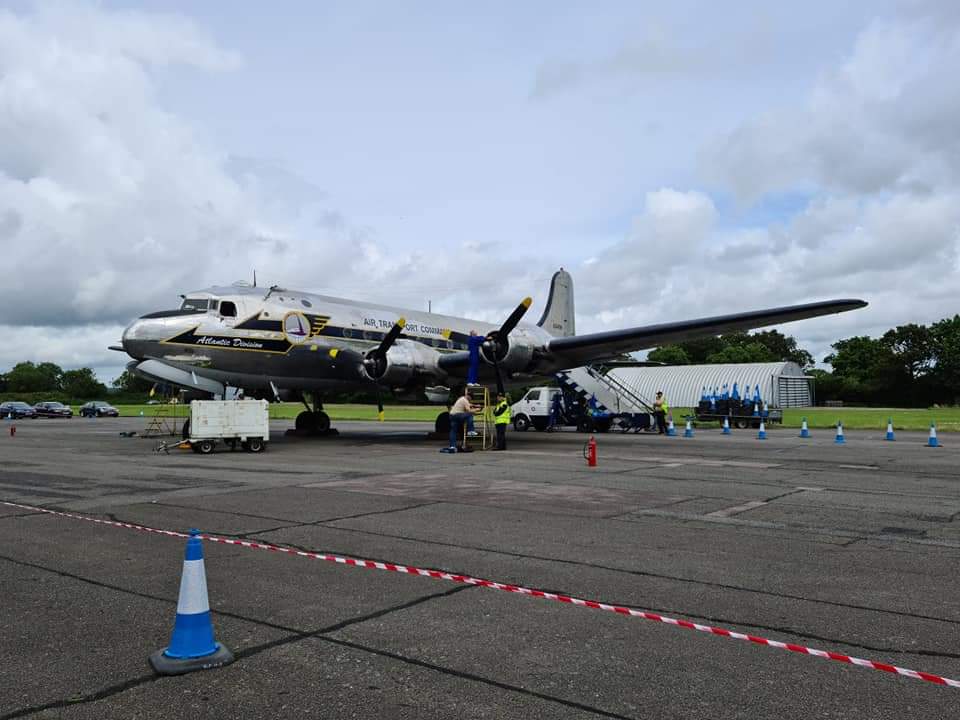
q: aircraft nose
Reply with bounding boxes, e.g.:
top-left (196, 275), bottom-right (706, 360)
top-left (122, 319), bottom-right (149, 359)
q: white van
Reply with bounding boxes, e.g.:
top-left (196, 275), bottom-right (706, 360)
top-left (510, 387), bottom-right (562, 432)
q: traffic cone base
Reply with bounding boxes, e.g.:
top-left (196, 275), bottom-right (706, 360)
top-left (150, 530), bottom-right (233, 676)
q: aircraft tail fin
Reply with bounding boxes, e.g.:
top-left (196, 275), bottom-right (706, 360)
top-left (537, 268), bottom-right (575, 337)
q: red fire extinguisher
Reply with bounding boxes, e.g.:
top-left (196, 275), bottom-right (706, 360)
top-left (584, 435), bottom-right (597, 467)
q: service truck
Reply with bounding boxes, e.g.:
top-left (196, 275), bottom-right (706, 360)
top-left (188, 399), bottom-right (269, 454)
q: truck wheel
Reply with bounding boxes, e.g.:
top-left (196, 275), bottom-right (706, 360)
top-left (246, 437), bottom-right (265, 453)
top-left (734, 419), bottom-right (749, 429)
top-left (577, 418), bottom-right (594, 433)
top-left (197, 440), bottom-right (215, 454)
top-left (513, 415), bottom-right (530, 432)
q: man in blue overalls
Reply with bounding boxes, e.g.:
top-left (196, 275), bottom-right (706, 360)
top-left (467, 330), bottom-right (484, 385)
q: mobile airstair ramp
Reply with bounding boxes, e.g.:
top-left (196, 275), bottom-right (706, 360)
top-left (556, 365), bottom-right (656, 432)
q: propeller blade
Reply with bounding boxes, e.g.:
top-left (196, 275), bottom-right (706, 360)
top-left (363, 318), bottom-right (406, 379)
top-left (498, 297), bottom-right (532, 337)
top-left (492, 355), bottom-right (505, 396)
top-left (376, 387), bottom-right (385, 422)
top-left (376, 317), bottom-right (406, 355)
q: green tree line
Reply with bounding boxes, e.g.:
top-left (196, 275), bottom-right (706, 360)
top-left (649, 317), bottom-right (960, 407)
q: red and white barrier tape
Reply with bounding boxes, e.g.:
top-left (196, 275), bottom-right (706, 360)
top-left (4, 499), bottom-right (959, 689)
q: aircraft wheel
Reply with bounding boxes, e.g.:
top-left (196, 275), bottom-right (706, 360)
top-left (314, 411), bottom-right (331, 433)
top-left (435, 411), bottom-right (450, 436)
top-left (295, 411), bottom-right (317, 433)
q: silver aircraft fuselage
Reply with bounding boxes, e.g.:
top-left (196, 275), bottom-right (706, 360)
top-left (122, 285), bottom-right (552, 391)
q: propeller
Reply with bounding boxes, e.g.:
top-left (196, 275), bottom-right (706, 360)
top-left (362, 318), bottom-right (406, 421)
top-left (482, 297), bottom-right (532, 395)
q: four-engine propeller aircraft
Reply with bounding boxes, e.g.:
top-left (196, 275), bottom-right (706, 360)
top-left (117, 269), bottom-right (866, 434)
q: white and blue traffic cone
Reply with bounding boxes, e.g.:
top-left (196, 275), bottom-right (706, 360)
top-left (927, 423), bottom-right (939, 448)
top-left (834, 422), bottom-right (845, 445)
top-left (150, 529), bottom-right (233, 675)
top-left (885, 418), bottom-right (895, 441)
top-left (752, 403), bottom-right (759, 417)
top-left (757, 419), bottom-right (767, 440)
top-left (799, 417), bottom-right (810, 438)
top-left (684, 419), bottom-right (694, 438)
top-left (722, 416), bottom-right (731, 435)
top-left (666, 417), bottom-right (676, 436)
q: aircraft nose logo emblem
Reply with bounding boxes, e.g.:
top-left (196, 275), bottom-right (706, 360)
top-left (283, 312), bottom-right (310, 345)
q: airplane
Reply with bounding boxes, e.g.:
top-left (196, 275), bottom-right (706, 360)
top-left (117, 269), bottom-right (866, 435)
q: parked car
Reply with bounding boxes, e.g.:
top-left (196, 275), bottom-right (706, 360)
top-left (79, 401), bottom-right (120, 418)
top-left (33, 401), bottom-right (73, 418)
top-left (0, 401), bottom-right (38, 419)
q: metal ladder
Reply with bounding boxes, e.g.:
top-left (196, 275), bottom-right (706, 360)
top-left (464, 386), bottom-right (493, 450)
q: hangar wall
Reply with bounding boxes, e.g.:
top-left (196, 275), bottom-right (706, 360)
top-left (608, 361), bottom-right (813, 408)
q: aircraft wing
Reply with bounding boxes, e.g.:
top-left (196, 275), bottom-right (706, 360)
top-left (437, 298), bottom-right (865, 376)
top-left (543, 298), bottom-right (866, 369)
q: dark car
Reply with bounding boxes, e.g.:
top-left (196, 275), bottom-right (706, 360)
top-left (79, 401), bottom-right (120, 418)
top-left (34, 401), bottom-right (73, 418)
top-left (0, 401), bottom-right (38, 419)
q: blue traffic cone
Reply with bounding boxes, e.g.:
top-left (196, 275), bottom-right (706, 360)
top-left (885, 418), bottom-right (895, 441)
top-left (722, 416), bottom-right (731, 435)
top-left (834, 422), bottom-right (845, 445)
top-left (927, 423), bottom-right (939, 448)
top-left (752, 402), bottom-right (759, 417)
top-left (757, 419), bottom-right (767, 440)
top-left (150, 529), bottom-right (233, 675)
top-left (666, 416), bottom-right (676, 436)
top-left (684, 419), bottom-right (693, 438)
top-left (799, 417), bottom-right (810, 438)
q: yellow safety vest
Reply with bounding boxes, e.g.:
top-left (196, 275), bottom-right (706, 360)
top-left (493, 400), bottom-right (511, 424)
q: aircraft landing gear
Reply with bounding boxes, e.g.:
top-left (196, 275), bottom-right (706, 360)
top-left (295, 410), bottom-right (331, 434)
top-left (294, 393), bottom-right (335, 436)
top-left (435, 411), bottom-right (450, 436)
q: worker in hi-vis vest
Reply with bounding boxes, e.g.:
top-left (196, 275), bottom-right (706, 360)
top-left (493, 393), bottom-right (511, 450)
top-left (653, 391), bottom-right (668, 435)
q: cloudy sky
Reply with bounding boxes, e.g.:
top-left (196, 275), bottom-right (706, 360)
top-left (1, 0), bottom-right (958, 382)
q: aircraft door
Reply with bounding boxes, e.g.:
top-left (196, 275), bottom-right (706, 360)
top-left (217, 300), bottom-right (238, 328)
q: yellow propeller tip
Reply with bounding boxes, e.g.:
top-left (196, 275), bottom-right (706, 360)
top-left (397, 317), bottom-right (406, 328)
top-left (522, 297), bottom-right (532, 308)
top-left (377, 411), bottom-right (385, 421)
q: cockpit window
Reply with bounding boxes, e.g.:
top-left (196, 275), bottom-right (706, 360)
top-left (220, 301), bottom-right (237, 318)
top-left (180, 298), bottom-right (209, 312)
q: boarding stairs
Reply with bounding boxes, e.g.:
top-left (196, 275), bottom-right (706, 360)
top-left (556, 365), bottom-right (656, 430)
top-left (463, 385), bottom-right (494, 450)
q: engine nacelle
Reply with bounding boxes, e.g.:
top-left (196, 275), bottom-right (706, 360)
top-left (363, 340), bottom-right (442, 386)
top-left (480, 328), bottom-right (537, 372)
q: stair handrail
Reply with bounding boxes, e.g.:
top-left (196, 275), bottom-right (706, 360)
top-left (586, 364), bottom-right (656, 414)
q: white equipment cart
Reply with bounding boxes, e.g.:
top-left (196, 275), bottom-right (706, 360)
top-left (189, 399), bottom-right (269, 454)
